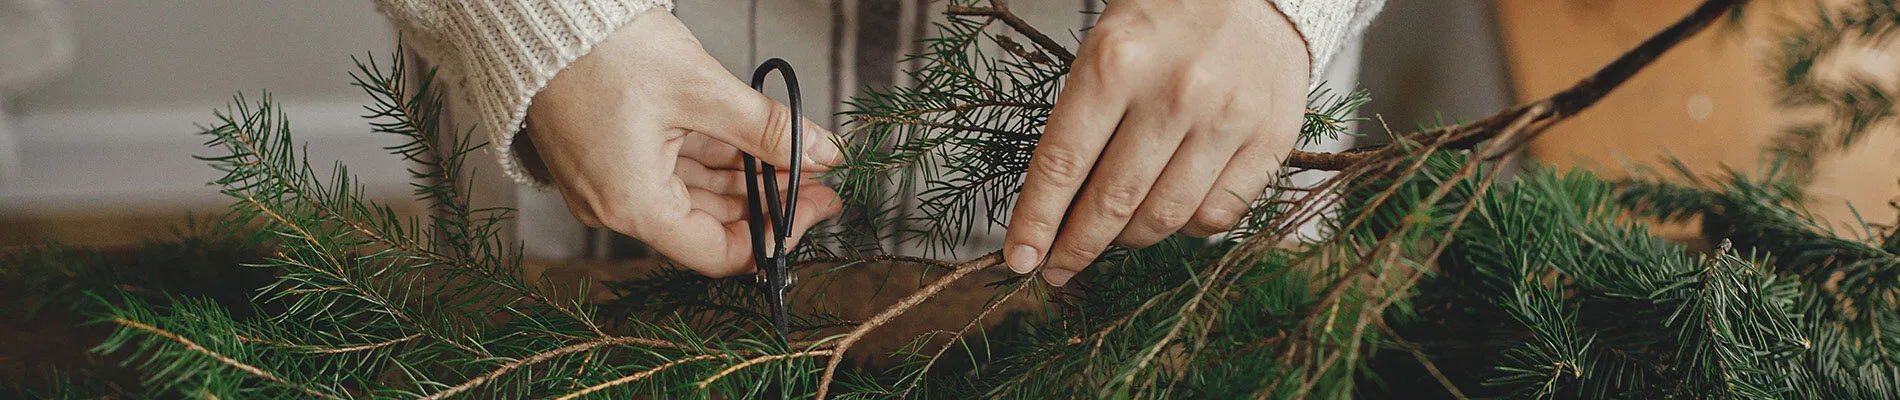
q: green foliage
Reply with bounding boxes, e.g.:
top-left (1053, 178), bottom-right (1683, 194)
top-left (1769, 0), bottom-right (1900, 177)
top-left (9, 0), bottom-right (1900, 398)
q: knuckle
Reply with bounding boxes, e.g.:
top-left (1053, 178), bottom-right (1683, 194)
top-left (1172, 66), bottom-right (1220, 107)
top-left (1031, 147), bottom-right (1091, 185)
top-left (597, 207), bottom-right (649, 237)
top-left (1115, 231), bottom-right (1165, 248)
top-left (759, 103), bottom-right (794, 154)
top-left (1218, 91), bottom-right (1256, 119)
top-left (1096, 184), bottom-right (1144, 220)
top-left (1056, 244), bottom-right (1102, 265)
top-left (1009, 215), bottom-right (1063, 247)
top-left (1087, 35), bottom-right (1143, 75)
top-left (1188, 206), bottom-right (1244, 234)
top-left (712, 171), bottom-right (741, 193)
top-left (1147, 196), bottom-right (1196, 230)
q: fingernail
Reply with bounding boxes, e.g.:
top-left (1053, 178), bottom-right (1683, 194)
top-left (1005, 244), bottom-right (1039, 274)
top-left (805, 132), bottom-right (843, 167)
top-left (1042, 268), bottom-right (1077, 287)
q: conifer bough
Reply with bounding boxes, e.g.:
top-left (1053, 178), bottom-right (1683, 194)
top-left (21, 0), bottom-right (1900, 398)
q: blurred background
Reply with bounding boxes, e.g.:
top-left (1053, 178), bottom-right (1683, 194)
top-left (2, 0), bottom-right (1897, 264)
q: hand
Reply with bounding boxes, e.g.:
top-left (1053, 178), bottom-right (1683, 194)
top-left (526, 9), bottom-right (844, 277)
top-left (1003, 0), bottom-right (1309, 286)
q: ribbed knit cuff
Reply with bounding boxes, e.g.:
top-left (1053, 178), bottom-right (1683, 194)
top-left (1267, 0), bottom-right (1385, 89)
top-left (377, 0), bottom-right (675, 188)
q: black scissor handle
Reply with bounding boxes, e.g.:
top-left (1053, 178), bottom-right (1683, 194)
top-left (743, 58), bottom-right (800, 335)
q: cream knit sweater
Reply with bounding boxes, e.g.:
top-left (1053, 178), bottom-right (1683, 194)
top-left (373, 0), bottom-right (1384, 187)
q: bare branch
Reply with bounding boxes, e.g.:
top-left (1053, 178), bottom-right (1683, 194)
top-left (421, 336), bottom-right (686, 400)
top-left (693, 349), bottom-right (837, 390)
top-left (554, 354), bottom-right (731, 400)
top-left (814, 251), bottom-right (1006, 398)
top-left (945, 1), bottom-right (1076, 64)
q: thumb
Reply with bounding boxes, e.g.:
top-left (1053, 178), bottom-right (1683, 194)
top-left (699, 82), bottom-right (844, 171)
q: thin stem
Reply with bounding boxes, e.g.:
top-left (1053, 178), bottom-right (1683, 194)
top-left (552, 354), bottom-right (731, 400)
top-left (1375, 318), bottom-right (1470, 400)
top-left (693, 349), bottom-right (837, 390)
top-left (945, 1), bottom-right (1077, 64)
top-left (241, 333), bottom-right (422, 355)
top-left (112, 318), bottom-right (340, 399)
top-left (814, 251), bottom-right (1005, 398)
top-left (795, 254), bottom-right (959, 270)
top-left (899, 278), bottom-right (1036, 397)
top-left (420, 336), bottom-right (685, 400)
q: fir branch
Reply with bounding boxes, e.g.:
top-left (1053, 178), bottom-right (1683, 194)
top-left (109, 318), bottom-right (340, 399)
top-left (944, 1), bottom-right (1076, 64)
top-left (552, 354), bottom-right (729, 400)
top-left (419, 335), bottom-right (686, 400)
top-left (693, 349), bottom-right (836, 390)
top-left (894, 275), bottom-right (1036, 397)
top-left (814, 251), bottom-right (1003, 398)
top-left (240, 333), bottom-right (421, 355)
top-left (795, 254), bottom-right (959, 270)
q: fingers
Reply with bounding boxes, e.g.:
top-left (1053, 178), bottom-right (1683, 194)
top-left (628, 177), bottom-right (843, 278)
top-left (691, 80), bottom-right (843, 171)
top-left (1114, 128), bottom-right (1238, 246)
top-left (777, 184), bottom-right (844, 251)
top-left (688, 188), bottom-right (745, 223)
top-left (679, 133), bottom-right (746, 169)
top-left (1002, 67), bottom-right (1129, 276)
top-left (675, 158), bottom-right (825, 196)
top-left (1184, 132), bottom-right (1296, 237)
top-left (1039, 105), bottom-right (1186, 286)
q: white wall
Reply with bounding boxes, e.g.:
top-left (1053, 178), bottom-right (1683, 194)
top-left (1, 0), bottom-right (404, 215)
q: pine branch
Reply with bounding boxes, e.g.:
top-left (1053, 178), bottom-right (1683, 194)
top-left (694, 349), bottom-right (836, 390)
top-left (419, 335), bottom-right (690, 400)
top-left (552, 354), bottom-right (729, 400)
top-left (944, 1), bottom-right (1076, 64)
top-left (108, 318), bottom-right (341, 399)
top-left (814, 251), bottom-right (1003, 398)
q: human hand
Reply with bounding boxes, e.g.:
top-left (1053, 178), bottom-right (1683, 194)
top-left (526, 9), bottom-right (843, 277)
top-left (1003, 0), bottom-right (1309, 286)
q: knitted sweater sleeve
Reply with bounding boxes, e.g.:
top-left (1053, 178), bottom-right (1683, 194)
top-left (1268, 0), bottom-right (1386, 87)
top-left (372, 0), bottom-right (673, 187)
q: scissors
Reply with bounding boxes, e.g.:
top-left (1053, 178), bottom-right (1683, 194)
top-left (743, 58), bottom-right (800, 336)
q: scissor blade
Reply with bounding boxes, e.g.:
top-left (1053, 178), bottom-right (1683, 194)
top-left (766, 258), bottom-right (791, 335)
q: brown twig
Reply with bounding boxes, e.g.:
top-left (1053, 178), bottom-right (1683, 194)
top-left (813, 251), bottom-right (1006, 399)
top-left (1288, 0), bottom-right (1740, 170)
top-left (1375, 318), bottom-right (1471, 400)
top-left (552, 354), bottom-right (730, 400)
top-left (111, 318), bottom-right (340, 399)
top-left (241, 333), bottom-right (423, 355)
top-left (795, 254), bottom-right (960, 270)
top-left (956, 0), bottom-right (1739, 171)
top-left (421, 336), bottom-right (688, 400)
top-left (898, 277), bottom-right (1036, 397)
top-left (695, 349), bottom-right (838, 390)
top-left (945, 1), bottom-right (1077, 64)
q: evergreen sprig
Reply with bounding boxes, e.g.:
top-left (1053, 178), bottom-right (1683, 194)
top-left (1768, 0), bottom-right (1900, 177)
top-left (15, 0), bottom-right (1900, 398)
